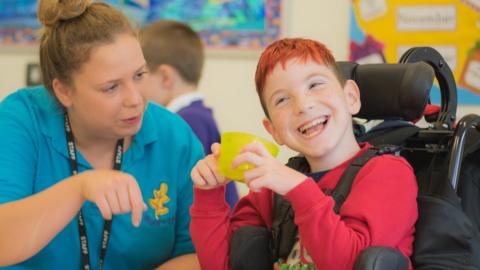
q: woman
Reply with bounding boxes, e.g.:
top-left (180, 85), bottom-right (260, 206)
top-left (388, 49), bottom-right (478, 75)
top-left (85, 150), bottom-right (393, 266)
top-left (0, 1), bottom-right (202, 269)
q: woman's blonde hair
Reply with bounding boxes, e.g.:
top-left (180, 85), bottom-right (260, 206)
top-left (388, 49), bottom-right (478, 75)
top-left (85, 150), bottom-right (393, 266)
top-left (38, 0), bottom-right (134, 94)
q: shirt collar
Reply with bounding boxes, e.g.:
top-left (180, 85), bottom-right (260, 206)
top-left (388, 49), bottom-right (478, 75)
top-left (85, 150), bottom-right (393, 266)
top-left (122, 103), bottom-right (159, 166)
top-left (166, 92), bottom-right (204, 113)
top-left (132, 103), bottom-right (158, 148)
top-left (38, 91), bottom-right (70, 159)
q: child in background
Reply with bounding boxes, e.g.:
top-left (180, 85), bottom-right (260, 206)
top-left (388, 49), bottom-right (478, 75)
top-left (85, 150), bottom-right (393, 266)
top-left (140, 20), bottom-right (238, 208)
top-left (189, 38), bottom-right (418, 270)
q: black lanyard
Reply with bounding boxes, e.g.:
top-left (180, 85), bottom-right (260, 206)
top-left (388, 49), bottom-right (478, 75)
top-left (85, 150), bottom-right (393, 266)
top-left (64, 113), bottom-right (124, 270)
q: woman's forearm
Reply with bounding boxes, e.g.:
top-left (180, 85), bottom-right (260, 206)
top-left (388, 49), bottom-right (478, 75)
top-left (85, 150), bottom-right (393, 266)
top-left (0, 176), bottom-right (84, 266)
top-left (156, 254), bottom-right (201, 270)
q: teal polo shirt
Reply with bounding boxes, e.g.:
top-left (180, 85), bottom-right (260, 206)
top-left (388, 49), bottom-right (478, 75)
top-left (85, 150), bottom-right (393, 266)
top-left (0, 86), bottom-right (204, 269)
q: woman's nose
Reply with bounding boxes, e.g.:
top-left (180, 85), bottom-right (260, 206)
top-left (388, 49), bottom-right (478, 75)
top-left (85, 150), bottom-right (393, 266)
top-left (123, 83), bottom-right (143, 107)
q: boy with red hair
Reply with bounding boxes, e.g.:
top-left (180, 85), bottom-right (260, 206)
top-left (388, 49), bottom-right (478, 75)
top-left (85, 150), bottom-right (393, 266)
top-left (189, 38), bottom-right (418, 270)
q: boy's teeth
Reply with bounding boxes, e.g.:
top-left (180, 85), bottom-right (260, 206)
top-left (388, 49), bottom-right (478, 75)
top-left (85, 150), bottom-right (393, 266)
top-left (299, 118), bottom-right (326, 134)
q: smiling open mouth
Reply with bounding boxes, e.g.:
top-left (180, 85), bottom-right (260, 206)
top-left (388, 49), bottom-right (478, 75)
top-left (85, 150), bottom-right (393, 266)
top-left (298, 116), bottom-right (329, 136)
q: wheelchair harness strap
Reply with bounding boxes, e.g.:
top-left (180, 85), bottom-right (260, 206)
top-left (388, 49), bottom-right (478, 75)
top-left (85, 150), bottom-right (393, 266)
top-left (271, 145), bottom-right (401, 261)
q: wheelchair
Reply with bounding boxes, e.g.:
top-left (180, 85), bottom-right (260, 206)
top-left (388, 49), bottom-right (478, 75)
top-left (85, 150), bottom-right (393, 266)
top-left (230, 47), bottom-right (480, 270)
top-left (340, 47), bottom-right (480, 270)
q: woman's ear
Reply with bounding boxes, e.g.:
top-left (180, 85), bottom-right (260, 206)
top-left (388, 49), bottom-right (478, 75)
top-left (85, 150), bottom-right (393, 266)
top-left (344, 79), bottom-right (361, 115)
top-left (52, 78), bottom-right (73, 108)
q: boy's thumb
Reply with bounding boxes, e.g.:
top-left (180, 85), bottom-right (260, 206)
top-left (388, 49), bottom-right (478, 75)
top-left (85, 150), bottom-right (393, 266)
top-left (211, 143), bottom-right (221, 157)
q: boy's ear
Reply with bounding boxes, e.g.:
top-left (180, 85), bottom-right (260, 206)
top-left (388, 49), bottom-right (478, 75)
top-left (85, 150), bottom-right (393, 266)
top-left (344, 79), bottom-right (361, 115)
top-left (262, 117), bottom-right (284, 145)
top-left (52, 78), bottom-right (73, 108)
top-left (156, 64), bottom-right (176, 90)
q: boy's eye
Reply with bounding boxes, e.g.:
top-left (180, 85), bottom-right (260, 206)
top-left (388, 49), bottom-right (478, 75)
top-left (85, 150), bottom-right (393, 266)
top-left (309, 82), bottom-right (323, 89)
top-left (275, 96), bottom-right (289, 106)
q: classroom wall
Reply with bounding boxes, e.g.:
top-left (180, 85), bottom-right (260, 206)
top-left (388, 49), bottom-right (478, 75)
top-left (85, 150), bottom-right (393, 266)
top-left (0, 0), bottom-right (352, 163)
top-left (0, 1), bottom-right (478, 195)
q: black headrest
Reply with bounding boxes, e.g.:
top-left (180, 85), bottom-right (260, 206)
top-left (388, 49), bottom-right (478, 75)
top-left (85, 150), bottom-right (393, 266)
top-left (399, 47), bottom-right (457, 129)
top-left (337, 61), bottom-right (434, 122)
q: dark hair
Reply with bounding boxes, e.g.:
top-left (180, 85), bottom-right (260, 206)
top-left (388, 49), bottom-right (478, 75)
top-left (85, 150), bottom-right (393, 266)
top-left (38, 0), bottom-right (134, 94)
top-left (139, 20), bottom-right (204, 85)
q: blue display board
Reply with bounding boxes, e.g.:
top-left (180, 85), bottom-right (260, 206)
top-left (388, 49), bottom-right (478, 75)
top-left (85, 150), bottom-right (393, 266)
top-left (0, 0), bottom-right (281, 49)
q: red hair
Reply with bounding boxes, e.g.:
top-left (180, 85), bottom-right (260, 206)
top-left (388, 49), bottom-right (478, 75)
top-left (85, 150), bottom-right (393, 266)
top-left (254, 38), bottom-right (344, 116)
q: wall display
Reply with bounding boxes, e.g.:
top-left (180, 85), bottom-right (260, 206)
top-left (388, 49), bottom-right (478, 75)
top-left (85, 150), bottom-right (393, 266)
top-left (25, 62), bottom-right (41, 86)
top-left (0, 0), bottom-right (281, 50)
top-left (350, 0), bottom-right (480, 104)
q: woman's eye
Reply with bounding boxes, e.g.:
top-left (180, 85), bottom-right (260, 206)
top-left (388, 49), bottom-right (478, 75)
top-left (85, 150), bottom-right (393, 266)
top-left (134, 71), bottom-right (148, 81)
top-left (104, 84), bottom-right (118, 92)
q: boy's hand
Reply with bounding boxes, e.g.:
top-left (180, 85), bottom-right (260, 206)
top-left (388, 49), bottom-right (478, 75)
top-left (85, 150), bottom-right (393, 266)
top-left (191, 143), bottom-right (228, 190)
top-left (232, 142), bottom-right (307, 195)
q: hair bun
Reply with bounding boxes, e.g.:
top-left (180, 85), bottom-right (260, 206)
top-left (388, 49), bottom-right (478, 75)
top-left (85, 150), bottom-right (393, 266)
top-left (38, 0), bottom-right (92, 28)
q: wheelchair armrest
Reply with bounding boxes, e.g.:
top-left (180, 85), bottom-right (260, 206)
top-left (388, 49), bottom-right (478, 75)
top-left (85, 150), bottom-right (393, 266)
top-left (229, 226), bottom-right (273, 270)
top-left (354, 246), bottom-right (409, 270)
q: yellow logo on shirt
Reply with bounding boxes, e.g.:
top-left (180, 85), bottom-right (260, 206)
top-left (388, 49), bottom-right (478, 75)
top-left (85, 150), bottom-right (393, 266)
top-left (149, 183), bottom-right (170, 219)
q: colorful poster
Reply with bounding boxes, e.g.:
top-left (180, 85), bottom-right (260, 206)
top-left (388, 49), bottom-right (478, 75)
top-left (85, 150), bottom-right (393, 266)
top-left (0, 0), bottom-right (281, 50)
top-left (350, 0), bottom-right (480, 104)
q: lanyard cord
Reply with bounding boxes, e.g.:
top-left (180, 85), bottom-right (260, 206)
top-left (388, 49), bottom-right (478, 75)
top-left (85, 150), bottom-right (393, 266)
top-left (64, 113), bottom-right (124, 270)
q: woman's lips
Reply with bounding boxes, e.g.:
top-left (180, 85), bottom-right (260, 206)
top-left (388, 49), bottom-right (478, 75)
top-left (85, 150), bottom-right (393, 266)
top-left (122, 115), bottom-right (141, 125)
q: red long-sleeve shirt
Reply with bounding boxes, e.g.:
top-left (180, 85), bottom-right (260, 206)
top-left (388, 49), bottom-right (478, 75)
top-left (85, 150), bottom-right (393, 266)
top-left (190, 145), bottom-right (418, 270)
